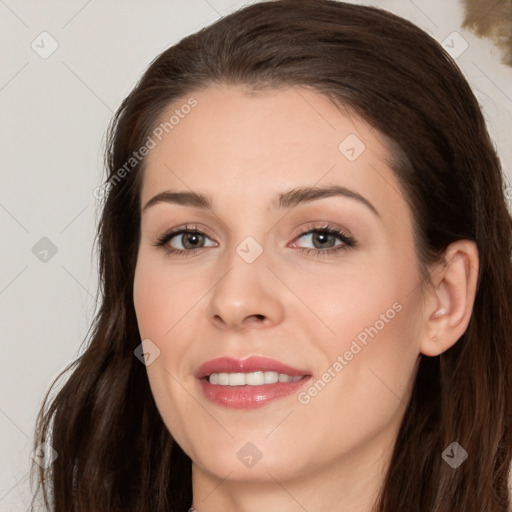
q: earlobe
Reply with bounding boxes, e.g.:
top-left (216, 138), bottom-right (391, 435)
top-left (419, 240), bottom-right (479, 357)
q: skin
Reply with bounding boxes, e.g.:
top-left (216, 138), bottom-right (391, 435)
top-left (132, 84), bottom-right (479, 512)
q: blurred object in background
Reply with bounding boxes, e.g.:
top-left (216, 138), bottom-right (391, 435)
top-left (462, 0), bottom-right (512, 66)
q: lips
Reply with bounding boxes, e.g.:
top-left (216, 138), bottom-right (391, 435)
top-left (195, 356), bottom-right (310, 379)
top-left (195, 356), bottom-right (312, 409)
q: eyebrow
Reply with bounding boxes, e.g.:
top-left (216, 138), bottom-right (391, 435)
top-left (142, 184), bottom-right (380, 218)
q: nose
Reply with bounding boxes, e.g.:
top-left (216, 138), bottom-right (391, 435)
top-left (204, 252), bottom-right (285, 331)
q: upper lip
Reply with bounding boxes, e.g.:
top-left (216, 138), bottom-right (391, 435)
top-left (195, 356), bottom-right (311, 379)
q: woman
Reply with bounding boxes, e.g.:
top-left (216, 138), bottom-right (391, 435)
top-left (31, 0), bottom-right (512, 510)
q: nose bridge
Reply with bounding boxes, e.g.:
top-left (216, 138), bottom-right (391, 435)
top-left (205, 232), bottom-right (284, 329)
top-left (219, 207), bottom-right (271, 268)
top-left (215, 232), bottom-right (268, 303)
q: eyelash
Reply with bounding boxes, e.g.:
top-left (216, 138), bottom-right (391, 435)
top-left (152, 222), bottom-right (357, 258)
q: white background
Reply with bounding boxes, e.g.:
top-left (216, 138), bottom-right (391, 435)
top-left (1, 0), bottom-right (511, 509)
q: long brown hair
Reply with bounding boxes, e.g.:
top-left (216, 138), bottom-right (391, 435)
top-left (30, 1), bottom-right (512, 510)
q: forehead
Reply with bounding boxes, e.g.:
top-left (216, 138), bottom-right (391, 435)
top-left (140, 84), bottom-right (404, 217)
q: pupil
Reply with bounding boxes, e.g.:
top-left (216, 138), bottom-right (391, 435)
top-left (314, 232), bottom-right (332, 248)
top-left (184, 233), bottom-right (202, 249)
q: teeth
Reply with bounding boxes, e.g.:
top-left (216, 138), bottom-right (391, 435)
top-left (208, 371), bottom-right (303, 386)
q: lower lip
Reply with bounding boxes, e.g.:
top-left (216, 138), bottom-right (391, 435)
top-left (198, 376), bottom-right (311, 409)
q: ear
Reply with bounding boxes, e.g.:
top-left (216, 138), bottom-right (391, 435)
top-left (419, 240), bottom-right (480, 357)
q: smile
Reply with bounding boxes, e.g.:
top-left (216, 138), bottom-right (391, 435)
top-left (207, 371), bottom-right (303, 385)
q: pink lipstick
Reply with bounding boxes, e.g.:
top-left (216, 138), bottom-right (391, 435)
top-left (195, 356), bottom-right (311, 409)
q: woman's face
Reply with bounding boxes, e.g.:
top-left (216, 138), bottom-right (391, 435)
top-left (133, 84), bottom-right (427, 488)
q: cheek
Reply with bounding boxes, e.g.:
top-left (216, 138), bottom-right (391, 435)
top-left (133, 257), bottom-right (196, 339)
top-left (289, 276), bottom-right (420, 461)
top-left (132, 256), bottom-right (204, 391)
top-left (291, 247), bottom-right (421, 397)
top-left (288, 250), bottom-right (409, 347)
top-left (132, 259), bottom-right (197, 447)
top-left (133, 268), bottom-right (167, 338)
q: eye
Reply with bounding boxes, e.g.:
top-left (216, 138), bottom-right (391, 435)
top-left (152, 222), bottom-right (357, 258)
top-left (290, 223), bottom-right (357, 257)
top-left (153, 224), bottom-right (217, 257)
